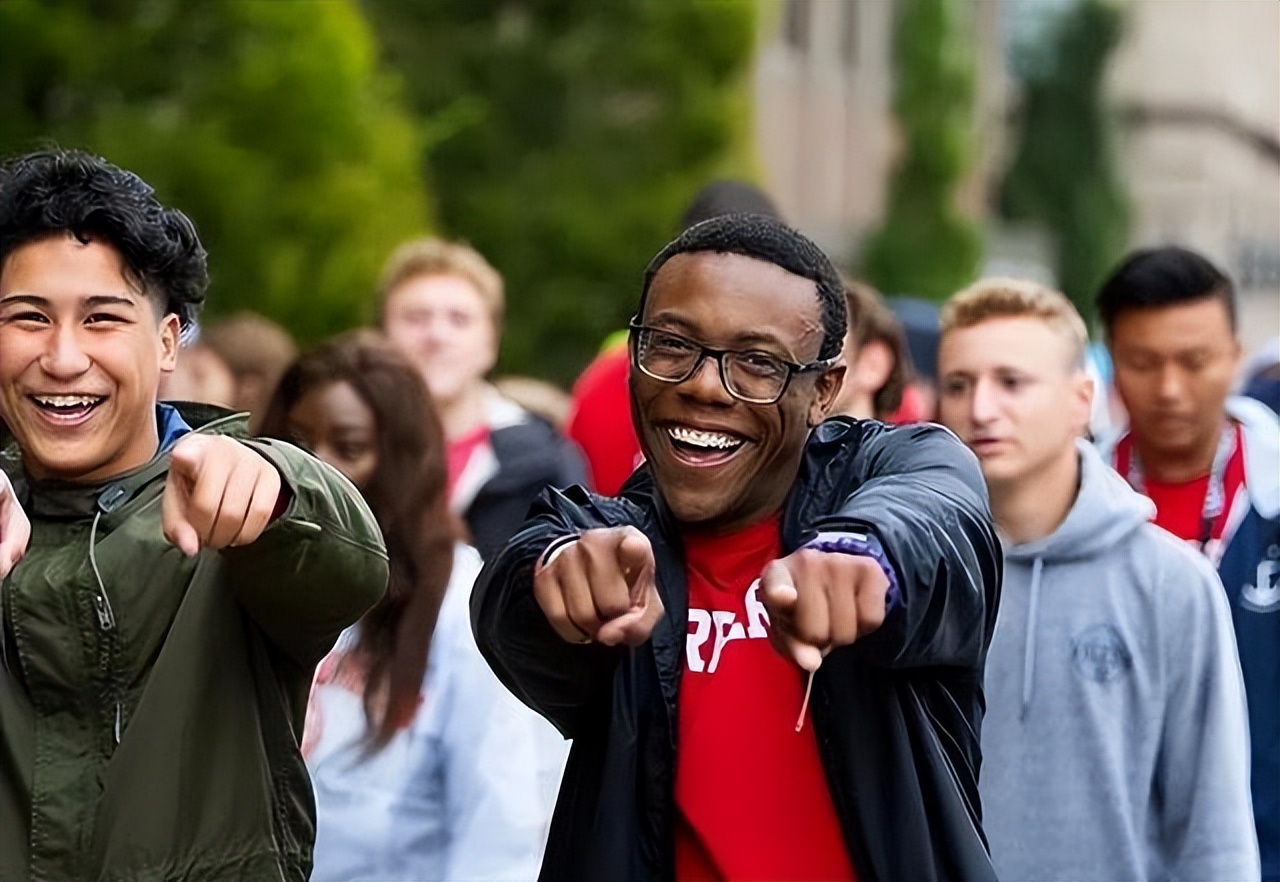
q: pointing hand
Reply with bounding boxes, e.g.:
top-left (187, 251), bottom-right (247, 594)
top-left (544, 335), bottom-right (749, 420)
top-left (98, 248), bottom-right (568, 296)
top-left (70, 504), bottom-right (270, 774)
top-left (533, 525), bottom-right (664, 647)
top-left (163, 434), bottom-right (285, 557)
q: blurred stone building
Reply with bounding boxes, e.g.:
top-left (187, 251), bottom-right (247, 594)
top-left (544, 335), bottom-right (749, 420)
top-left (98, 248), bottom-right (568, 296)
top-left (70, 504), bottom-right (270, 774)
top-left (753, 0), bottom-right (1278, 353)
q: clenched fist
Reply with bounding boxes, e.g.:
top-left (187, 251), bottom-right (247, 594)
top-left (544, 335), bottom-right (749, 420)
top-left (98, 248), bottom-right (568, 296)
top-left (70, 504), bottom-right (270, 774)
top-left (759, 549), bottom-right (889, 672)
top-left (534, 525), bottom-right (664, 647)
top-left (163, 434), bottom-right (285, 557)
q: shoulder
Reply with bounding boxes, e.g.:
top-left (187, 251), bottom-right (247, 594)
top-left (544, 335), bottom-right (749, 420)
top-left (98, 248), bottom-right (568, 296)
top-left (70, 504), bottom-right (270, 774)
top-left (1130, 522), bottom-right (1227, 613)
top-left (1229, 396), bottom-right (1280, 519)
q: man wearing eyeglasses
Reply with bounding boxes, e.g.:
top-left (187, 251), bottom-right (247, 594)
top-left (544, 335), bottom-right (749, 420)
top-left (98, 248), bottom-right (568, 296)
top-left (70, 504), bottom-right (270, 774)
top-left (472, 214), bottom-right (1002, 882)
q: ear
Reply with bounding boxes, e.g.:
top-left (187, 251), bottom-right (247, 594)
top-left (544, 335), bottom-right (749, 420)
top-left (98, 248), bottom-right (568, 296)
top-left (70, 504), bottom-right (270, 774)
top-left (855, 340), bottom-right (894, 392)
top-left (1071, 369), bottom-right (1094, 437)
top-left (158, 314), bottom-right (181, 373)
top-left (808, 363), bottom-right (846, 427)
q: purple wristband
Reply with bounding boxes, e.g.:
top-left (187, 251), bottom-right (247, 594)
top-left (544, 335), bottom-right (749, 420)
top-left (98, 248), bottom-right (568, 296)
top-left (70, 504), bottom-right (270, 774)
top-left (802, 530), bottom-right (900, 608)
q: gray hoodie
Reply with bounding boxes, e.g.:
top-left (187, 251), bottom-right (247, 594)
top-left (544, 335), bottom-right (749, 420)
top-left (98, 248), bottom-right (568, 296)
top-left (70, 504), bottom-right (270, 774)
top-left (980, 440), bottom-right (1259, 882)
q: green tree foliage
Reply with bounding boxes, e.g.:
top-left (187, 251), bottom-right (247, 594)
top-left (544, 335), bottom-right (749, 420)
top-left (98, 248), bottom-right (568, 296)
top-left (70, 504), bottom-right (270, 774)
top-left (362, 0), bottom-right (757, 383)
top-left (0, 0), bottom-right (431, 344)
top-left (1001, 0), bottom-right (1130, 321)
top-left (860, 0), bottom-right (983, 302)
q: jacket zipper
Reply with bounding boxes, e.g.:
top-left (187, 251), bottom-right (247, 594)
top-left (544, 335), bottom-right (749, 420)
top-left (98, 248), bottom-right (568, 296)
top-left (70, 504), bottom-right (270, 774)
top-left (88, 506), bottom-right (123, 744)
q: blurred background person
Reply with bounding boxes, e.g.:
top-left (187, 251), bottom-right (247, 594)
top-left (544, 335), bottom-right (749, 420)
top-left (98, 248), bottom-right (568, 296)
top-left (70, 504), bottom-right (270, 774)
top-left (1095, 246), bottom-right (1280, 880)
top-left (937, 277), bottom-right (1257, 882)
top-left (377, 238), bottom-right (585, 560)
top-left (830, 278), bottom-right (909, 421)
top-left (261, 331), bottom-right (564, 882)
top-left (885, 295), bottom-right (941, 422)
top-left (204, 310), bottom-right (299, 433)
top-left (159, 335), bottom-right (237, 409)
top-left (1241, 335), bottom-right (1280, 416)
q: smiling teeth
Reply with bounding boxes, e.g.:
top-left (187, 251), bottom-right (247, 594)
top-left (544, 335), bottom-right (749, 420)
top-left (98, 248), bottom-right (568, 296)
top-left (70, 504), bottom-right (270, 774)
top-left (35, 395), bottom-right (100, 407)
top-left (669, 426), bottom-right (741, 449)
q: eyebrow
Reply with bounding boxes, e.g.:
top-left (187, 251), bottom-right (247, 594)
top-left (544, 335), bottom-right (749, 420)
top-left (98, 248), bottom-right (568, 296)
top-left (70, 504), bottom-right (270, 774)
top-left (0, 293), bottom-right (140, 309)
top-left (646, 312), bottom-right (796, 354)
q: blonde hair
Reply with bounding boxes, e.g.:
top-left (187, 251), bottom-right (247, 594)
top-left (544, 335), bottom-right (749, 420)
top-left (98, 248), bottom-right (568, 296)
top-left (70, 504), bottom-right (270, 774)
top-left (941, 278), bottom-right (1088, 369)
top-left (377, 238), bottom-right (505, 328)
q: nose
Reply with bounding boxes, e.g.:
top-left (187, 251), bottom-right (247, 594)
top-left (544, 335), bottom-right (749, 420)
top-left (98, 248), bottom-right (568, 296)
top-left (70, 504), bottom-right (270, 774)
top-left (969, 377), bottom-right (1000, 425)
top-left (679, 352), bottom-right (734, 404)
top-left (1155, 363), bottom-right (1185, 403)
top-left (39, 324), bottom-right (91, 379)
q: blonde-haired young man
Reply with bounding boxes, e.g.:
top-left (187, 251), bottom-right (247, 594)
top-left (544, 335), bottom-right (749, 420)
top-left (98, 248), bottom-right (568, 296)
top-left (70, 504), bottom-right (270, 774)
top-left (377, 238), bottom-right (584, 560)
top-left (937, 278), bottom-right (1259, 882)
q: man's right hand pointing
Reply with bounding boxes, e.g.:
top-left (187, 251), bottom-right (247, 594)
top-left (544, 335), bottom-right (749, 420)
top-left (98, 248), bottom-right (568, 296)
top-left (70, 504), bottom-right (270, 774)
top-left (533, 525), bottom-right (664, 647)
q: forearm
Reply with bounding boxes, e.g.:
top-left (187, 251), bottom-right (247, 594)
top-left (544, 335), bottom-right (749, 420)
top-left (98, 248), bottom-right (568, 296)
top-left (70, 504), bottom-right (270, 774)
top-left (224, 439), bottom-right (388, 665)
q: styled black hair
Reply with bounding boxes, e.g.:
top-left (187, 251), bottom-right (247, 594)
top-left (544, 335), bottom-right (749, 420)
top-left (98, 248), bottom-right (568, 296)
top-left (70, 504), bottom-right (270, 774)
top-left (1096, 245), bottom-right (1236, 334)
top-left (0, 148), bottom-right (208, 329)
top-left (639, 213), bottom-right (848, 360)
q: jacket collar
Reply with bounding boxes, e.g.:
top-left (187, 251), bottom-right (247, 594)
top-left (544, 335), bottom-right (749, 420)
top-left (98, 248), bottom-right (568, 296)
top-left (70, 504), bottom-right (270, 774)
top-left (3, 403), bottom-right (248, 520)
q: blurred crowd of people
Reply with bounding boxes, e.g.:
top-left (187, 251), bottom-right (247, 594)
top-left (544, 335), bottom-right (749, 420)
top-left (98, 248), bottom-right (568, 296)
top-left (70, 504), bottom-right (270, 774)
top-left (2, 148), bottom-right (1277, 882)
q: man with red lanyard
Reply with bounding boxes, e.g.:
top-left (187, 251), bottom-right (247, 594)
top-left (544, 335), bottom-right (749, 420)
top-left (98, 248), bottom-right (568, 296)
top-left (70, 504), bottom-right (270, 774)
top-left (473, 214), bottom-right (1002, 882)
top-left (1096, 245), bottom-right (1280, 882)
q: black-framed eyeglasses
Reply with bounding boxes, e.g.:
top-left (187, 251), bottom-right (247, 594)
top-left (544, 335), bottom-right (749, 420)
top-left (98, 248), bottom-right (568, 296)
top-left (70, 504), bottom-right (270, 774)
top-left (628, 319), bottom-right (835, 405)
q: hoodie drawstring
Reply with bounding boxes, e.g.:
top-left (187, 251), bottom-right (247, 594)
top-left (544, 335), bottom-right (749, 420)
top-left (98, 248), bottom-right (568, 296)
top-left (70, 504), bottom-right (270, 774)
top-left (1021, 556), bottom-right (1044, 721)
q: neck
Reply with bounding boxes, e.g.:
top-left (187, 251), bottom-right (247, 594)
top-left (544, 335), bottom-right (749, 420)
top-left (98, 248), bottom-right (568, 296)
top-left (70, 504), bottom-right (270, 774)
top-left (989, 447), bottom-right (1081, 545)
top-left (844, 390), bottom-right (876, 420)
top-left (1132, 419), bottom-right (1227, 483)
top-left (437, 384), bottom-right (489, 441)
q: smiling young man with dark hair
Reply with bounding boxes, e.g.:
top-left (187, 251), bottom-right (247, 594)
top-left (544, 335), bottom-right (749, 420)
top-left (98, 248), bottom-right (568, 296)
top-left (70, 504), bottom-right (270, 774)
top-left (473, 214), bottom-right (1002, 882)
top-left (0, 149), bottom-right (388, 881)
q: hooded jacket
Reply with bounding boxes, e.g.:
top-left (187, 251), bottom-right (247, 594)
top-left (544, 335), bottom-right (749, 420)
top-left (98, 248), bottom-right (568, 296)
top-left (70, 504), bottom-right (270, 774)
top-left (472, 417), bottom-right (1002, 882)
top-left (1099, 395), bottom-right (1280, 879)
top-left (981, 440), bottom-right (1258, 881)
top-left (0, 403), bottom-right (389, 882)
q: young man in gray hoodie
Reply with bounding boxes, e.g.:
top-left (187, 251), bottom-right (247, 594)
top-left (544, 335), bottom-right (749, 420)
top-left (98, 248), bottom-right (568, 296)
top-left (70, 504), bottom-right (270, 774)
top-left (937, 277), bottom-right (1258, 882)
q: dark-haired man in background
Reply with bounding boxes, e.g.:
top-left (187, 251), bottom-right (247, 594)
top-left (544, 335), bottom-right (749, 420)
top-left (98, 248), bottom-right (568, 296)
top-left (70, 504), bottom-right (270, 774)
top-left (473, 214), bottom-right (1002, 881)
top-left (0, 149), bottom-right (388, 881)
top-left (1096, 245), bottom-right (1280, 881)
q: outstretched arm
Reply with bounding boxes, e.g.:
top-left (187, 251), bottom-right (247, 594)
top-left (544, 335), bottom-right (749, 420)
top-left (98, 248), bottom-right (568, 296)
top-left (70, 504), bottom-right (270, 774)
top-left (471, 485), bottom-right (653, 738)
top-left (786, 421), bottom-right (1001, 670)
top-left (163, 433), bottom-right (388, 666)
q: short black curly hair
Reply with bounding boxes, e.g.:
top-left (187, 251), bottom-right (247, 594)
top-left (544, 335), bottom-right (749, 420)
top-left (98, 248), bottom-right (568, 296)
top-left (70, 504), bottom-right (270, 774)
top-left (639, 213), bottom-right (847, 360)
top-left (0, 148), bottom-right (208, 329)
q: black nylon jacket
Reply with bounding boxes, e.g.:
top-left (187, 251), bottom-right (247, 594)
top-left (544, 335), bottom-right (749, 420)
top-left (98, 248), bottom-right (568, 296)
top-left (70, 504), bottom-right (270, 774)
top-left (472, 417), bottom-right (1003, 882)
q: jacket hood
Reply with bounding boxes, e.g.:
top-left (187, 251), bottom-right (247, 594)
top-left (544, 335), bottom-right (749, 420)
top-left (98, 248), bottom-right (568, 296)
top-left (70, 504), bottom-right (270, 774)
top-left (1004, 439), bottom-right (1153, 564)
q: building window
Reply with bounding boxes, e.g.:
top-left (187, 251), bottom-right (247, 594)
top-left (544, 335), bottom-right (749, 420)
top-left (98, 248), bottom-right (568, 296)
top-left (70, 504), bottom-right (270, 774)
top-left (783, 0), bottom-right (813, 53)
top-left (841, 0), bottom-right (859, 66)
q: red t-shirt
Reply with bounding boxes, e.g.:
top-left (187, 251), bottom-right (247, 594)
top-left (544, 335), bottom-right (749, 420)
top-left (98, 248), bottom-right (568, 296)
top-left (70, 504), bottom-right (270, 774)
top-left (1114, 424), bottom-right (1246, 547)
top-left (446, 424), bottom-right (490, 502)
top-left (675, 516), bottom-right (856, 882)
top-left (566, 342), bottom-right (643, 495)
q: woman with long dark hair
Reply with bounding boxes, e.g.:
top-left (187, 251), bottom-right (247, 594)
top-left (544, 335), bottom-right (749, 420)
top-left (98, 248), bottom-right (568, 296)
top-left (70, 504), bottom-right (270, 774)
top-left (261, 330), bottom-right (562, 881)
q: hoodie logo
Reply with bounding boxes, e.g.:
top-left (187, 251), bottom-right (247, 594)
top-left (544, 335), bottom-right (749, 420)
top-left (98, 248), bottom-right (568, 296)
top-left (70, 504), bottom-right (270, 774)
top-left (1240, 546), bottom-right (1280, 613)
top-left (1072, 624), bottom-right (1133, 684)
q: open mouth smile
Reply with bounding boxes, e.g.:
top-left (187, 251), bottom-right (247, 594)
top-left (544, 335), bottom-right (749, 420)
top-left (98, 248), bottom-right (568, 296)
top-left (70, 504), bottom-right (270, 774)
top-left (666, 425), bottom-right (747, 466)
top-left (30, 394), bottom-right (107, 421)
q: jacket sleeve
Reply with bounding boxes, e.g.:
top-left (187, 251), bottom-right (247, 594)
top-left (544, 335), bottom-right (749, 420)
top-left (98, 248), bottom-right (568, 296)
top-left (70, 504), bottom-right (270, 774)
top-left (1157, 551), bottom-right (1260, 881)
top-left (471, 485), bottom-right (634, 738)
top-left (806, 421), bottom-right (1001, 670)
top-left (222, 438), bottom-right (389, 667)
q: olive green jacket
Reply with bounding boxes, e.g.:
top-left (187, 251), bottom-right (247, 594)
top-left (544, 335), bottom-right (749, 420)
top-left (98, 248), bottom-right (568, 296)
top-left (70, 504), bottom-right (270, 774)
top-left (0, 405), bottom-right (389, 882)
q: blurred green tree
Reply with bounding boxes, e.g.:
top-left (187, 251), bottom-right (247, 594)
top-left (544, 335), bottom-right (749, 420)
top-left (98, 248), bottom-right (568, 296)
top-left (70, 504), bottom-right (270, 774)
top-left (859, 0), bottom-right (983, 302)
top-left (362, 0), bottom-right (758, 383)
top-left (1000, 0), bottom-right (1130, 322)
top-left (0, 0), bottom-right (431, 344)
